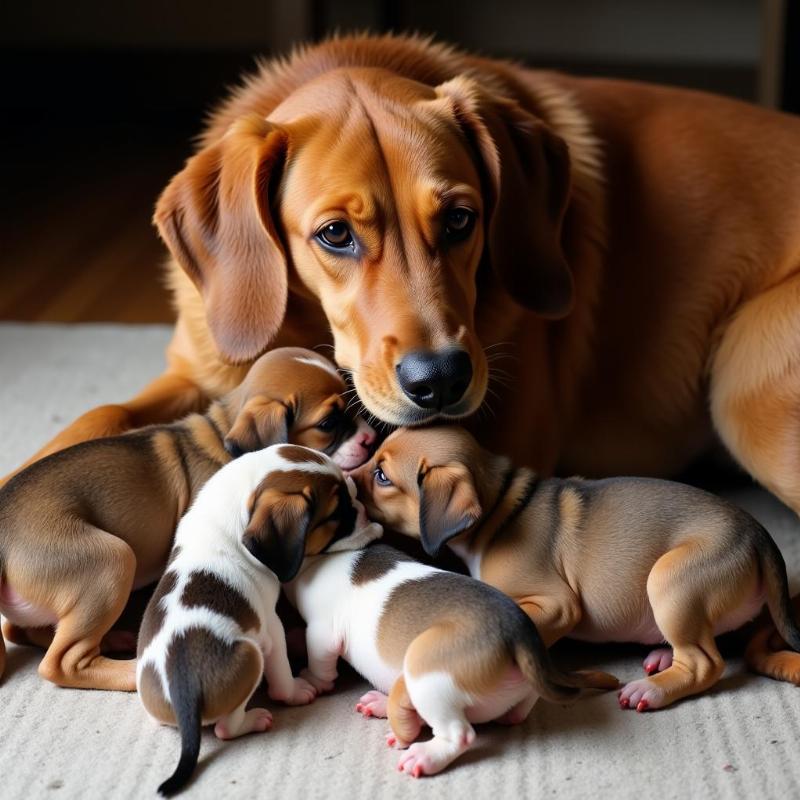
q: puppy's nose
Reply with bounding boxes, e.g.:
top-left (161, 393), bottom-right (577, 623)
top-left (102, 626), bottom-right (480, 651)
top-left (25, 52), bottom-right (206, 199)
top-left (396, 348), bottom-right (473, 411)
top-left (355, 418), bottom-right (377, 447)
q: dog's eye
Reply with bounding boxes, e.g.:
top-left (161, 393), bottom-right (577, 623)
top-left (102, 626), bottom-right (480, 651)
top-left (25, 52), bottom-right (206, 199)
top-left (443, 208), bottom-right (476, 243)
top-left (316, 221), bottom-right (354, 250)
top-left (316, 415), bottom-right (338, 432)
top-left (374, 467), bottom-right (393, 487)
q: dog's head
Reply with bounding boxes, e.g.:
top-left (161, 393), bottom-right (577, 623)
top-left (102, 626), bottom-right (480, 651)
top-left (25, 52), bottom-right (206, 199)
top-left (351, 425), bottom-right (489, 558)
top-left (223, 347), bottom-right (375, 470)
top-left (156, 69), bottom-right (572, 426)
top-left (242, 445), bottom-right (383, 581)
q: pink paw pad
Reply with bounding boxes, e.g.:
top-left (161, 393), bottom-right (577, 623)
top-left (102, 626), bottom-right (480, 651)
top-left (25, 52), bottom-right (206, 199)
top-left (643, 648), bottom-right (673, 675)
top-left (618, 678), bottom-right (665, 712)
top-left (356, 690), bottom-right (388, 719)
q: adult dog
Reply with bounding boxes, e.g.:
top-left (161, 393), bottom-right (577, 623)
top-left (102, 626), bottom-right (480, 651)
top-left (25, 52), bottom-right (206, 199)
top-left (8, 34), bottom-right (800, 521)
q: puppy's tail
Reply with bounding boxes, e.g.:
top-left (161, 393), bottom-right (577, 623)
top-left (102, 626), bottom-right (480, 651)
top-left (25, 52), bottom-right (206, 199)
top-left (158, 642), bottom-right (203, 797)
top-left (745, 530), bottom-right (800, 684)
top-left (513, 615), bottom-right (619, 704)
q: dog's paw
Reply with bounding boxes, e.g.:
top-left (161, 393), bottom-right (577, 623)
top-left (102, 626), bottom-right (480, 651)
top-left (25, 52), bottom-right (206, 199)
top-left (642, 648), bottom-right (673, 675)
top-left (386, 731), bottom-right (411, 749)
top-left (215, 708), bottom-right (273, 739)
top-left (396, 733), bottom-right (473, 778)
top-left (300, 668), bottom-right (335, 694)
top-left (618, 678), bottom-right (667, 712)
top-left (286, 677), bottom-right (318, 705)
top-left (355, 689), bottom-right (388, 718)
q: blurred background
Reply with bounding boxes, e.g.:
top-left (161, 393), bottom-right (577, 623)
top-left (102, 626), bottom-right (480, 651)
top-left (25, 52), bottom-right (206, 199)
top-left (1, 0), bottom-right (795, 324)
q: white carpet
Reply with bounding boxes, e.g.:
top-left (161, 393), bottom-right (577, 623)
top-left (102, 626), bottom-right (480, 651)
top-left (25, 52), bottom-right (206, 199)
top-left (1, 322), bottom-right (800, 800)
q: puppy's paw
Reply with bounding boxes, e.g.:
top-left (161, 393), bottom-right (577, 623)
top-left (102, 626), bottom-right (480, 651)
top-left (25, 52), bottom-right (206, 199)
top-left (300, 668), bottom-right (335, 694)
top-left (643, 648), bottom-right (673, 675)
top-left (386, 731), bottom-right (410, 749)
top-left (618, 678), bottom-right (667, 712)
top-left (215, 708), bottom-right (273, 739)
top-left (285, 677), bottom-right (318, 706)
top-left (396, 735), bottom-right (472, 778)
top-left (355, 689), bottom-right (388, 718)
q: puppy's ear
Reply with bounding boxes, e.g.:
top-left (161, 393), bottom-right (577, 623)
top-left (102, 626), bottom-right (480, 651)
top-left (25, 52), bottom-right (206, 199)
top-left (243, 488), bottom-right (310, 582)
top-left (418, 462), bottom-right (482, 558)
top-left (224, 397), bottom-right (290, 457)
top-left (154, 115), bottom-right (289, 362)
top-left (435, 77), bottom-right (573, 318)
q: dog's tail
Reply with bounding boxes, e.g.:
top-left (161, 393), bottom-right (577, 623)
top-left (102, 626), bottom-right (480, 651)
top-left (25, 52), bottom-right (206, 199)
top-left (745, 530), bottom-right (800, 684)
top-left (158, 642), bottom-right (203, 797)
top-left (514, 614), bottom-right (619, 704)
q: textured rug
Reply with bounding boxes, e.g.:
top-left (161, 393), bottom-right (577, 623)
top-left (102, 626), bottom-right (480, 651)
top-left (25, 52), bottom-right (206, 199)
top-left (1, 323), bottom-right (800, 800)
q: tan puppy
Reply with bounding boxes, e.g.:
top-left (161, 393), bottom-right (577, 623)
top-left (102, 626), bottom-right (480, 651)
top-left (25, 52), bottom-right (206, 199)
top-left (353, 426), bottom-right (800, 711)
top-left (0, 348), bottom-right (374, 691)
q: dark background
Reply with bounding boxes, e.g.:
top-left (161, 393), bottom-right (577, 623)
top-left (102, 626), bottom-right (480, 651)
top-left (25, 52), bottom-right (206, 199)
top-left (1, 0), bottom-right (795, 322)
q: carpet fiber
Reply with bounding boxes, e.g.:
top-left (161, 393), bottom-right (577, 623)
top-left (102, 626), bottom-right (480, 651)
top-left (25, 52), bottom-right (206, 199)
top-left (1, 323), bottom-right (799, 800)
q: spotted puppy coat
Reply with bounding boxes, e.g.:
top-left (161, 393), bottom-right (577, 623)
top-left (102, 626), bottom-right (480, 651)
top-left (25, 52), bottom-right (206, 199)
top-left (284, 543), bottom-right (616, 778)
top-left (137, 444), bottom-right (382, 796)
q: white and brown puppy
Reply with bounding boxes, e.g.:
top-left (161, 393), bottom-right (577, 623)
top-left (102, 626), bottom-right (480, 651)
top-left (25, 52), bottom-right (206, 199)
top-left (137, 444), bottom-right (382, 797)
top-left (0, 347), bottom-right (374, 691)
top-left (353, 426), bottom-right (800, 713)
top-left (285, 543), bottom-right (616, 778)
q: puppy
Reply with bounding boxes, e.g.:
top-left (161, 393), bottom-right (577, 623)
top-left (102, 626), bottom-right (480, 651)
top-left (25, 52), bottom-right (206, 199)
top-left (353, 426), bottom-right (800, 712)
top-left (0, 347), bottom-right (374, 690)
top-left (137, 444), bottom-right (382, 796)
top-left (285, 543), bottom-right (616, 778)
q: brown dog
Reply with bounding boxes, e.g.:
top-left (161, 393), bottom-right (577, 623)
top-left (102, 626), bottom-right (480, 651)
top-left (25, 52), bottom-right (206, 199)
top-left (7, 34), bottom-right (800, 676)
top-left (353, 426), bottom-right (800, 711)
top-left (0, 348), bottom-right (374, 691)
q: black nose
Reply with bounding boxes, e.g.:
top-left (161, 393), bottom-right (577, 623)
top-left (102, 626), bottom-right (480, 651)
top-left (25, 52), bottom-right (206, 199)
top-left (396, 348), bottom-right (473, 411)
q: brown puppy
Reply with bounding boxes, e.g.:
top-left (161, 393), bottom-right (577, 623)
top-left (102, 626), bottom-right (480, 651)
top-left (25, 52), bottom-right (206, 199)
top-left (0, 348), bottom-right (374, 691)
top-left (353, 426), bottom-right (800, 711)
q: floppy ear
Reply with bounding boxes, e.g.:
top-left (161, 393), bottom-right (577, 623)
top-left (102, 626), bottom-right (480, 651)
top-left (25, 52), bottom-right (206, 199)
top-left (418, 462), bottom-right (482, 558)
top-left (154, 114), bottom-right (289, 362)
top-left (224, 397), bottom-right (290, 457)
top-left (243, 489), bottom-right (310, 582)
top-left (435, 77), bottom-right (573, 318)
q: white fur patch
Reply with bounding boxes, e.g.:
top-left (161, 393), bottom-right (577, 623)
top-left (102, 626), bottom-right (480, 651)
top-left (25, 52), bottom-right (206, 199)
top-left (293, 356), bottom-right (342, 381)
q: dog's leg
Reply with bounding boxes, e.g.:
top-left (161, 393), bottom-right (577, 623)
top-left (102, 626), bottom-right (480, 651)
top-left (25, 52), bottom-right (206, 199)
top-left (262, 614), bottom-right (316, 706)
top-left (214, 703), bottom-right (273, 740)
top-left (618, 544), bottom-right (726, 711)
top-left (394, 671), bottom-right (476, 778)
top-left (37, 533), bottom-right (137, 691)
top-left (710, 272), bottom-right (800, 514)
top-left (710, 275), bottom-right (800, 681)
top-left (385, 675), bottom-right (423, 748)
top-left (299, 621), bottom-right (340, 694)
top-left (516, 588), bottom-right (582, 646)
top-left (1, 370), bottom-right (206, 487)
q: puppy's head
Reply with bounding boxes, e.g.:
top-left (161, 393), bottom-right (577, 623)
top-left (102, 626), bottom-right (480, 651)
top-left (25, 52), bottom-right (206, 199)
top-left (155, 62), bottom-right (572, 428)
top-left (242, 445), bottom-right (382, 581)
top-left (223, 347), bottom-right (375, 470)
top-left (351, 426), bottom-right (484, 558)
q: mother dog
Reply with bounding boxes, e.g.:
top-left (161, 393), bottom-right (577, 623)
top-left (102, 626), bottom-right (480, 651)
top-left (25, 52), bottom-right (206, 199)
top-left (8, 39), bottom-right (800, 569)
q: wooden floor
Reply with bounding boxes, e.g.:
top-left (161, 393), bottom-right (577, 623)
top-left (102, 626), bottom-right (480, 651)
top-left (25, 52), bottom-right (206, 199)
top-left (1, 129), bottom-right (184, 323)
